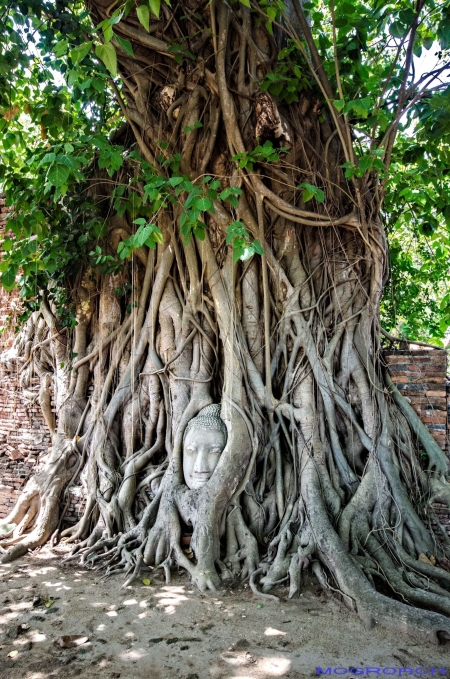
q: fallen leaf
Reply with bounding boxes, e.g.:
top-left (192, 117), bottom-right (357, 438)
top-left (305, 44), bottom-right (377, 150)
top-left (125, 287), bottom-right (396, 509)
top-left (141, 578), bottom-right (151, 586)
top-left (32, 596), bottom-right (41, 607)
top-left (44, 599), bottom-right (54, 608)
top-left (56, 635), bottom-right (89, 649)
top-left (418, 553), bottom-right (434, 566)
top-left (7, 650), bottom-right (19, 658)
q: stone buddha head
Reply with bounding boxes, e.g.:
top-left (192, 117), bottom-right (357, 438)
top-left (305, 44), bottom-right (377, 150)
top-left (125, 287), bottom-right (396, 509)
top-left (183, 404), bottom-right (228, 490)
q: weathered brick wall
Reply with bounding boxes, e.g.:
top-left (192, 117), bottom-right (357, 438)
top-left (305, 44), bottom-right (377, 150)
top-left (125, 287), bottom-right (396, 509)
top-left (0, 198), bottom-right (48, 518)
top-left (384, 347), bottom-right (450, 540)
top-left (383, 348), bottom-right (448, 451)
top-left (0, 362), bottom-right (85, 523)
top-left (0, 198), bottom-right (85, 524)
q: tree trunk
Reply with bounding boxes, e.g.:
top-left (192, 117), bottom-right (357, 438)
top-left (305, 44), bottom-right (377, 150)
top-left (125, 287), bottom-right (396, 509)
top-left (2, 0), bottom-right (450, 644)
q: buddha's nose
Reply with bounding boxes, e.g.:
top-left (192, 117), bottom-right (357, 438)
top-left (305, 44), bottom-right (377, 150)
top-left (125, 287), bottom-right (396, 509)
top-left (194, 448), bottom-right (208, 473)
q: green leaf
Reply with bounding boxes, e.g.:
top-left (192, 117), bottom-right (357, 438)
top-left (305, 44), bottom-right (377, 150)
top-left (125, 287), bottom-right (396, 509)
top-left (47, 164), bottom-right (70, 187)
top-left (41, 152), bottom-right (56, 165)
top-left (194, 197), bottom-right (213, 211)
top-left (333, 99), bottom-right (345, 112)
top-left (252, 239), bottom-right (264, 255)
top-left (233, 245), bottom-right (244, 263)
top-left (103, 23), bottom-right (114, 42)
top-left (44, 599), bottom-right (54, 608)
top-left (95, 42), bottom-right (117, 76)
top-left (398, 9), bottom-right (415, 25)
top-left (149, 0), bottom-right (161, 18)
top-left (297, 182), bottom-right (325, 203)
top-left (352, 96), bottom-right (372, 119)
top-left (70, 42), bottom-right (93, 65)
top-left (438, 17), bottom-right (450, 48)
top-left (137, 4), bottom-right (150, 32)
top-left (54, 38), bottom-right (68, 57)
top-left (141, 578), bottom-right (151, 586)
top-left (114, 35), bottom-right (134, 56)
top-left (57, 155), bottom-right (80, 169)
top-left (193, 225), bottom-right (206, 240)
top-left (240, 246), bottom-right (254, 261)
top-left (109, 10), bottom-right (124, 24)
top-left (390, 21), bottom-right (407, 39)
top-left (1, 266), bottom-right (17, 291)
top-left (358, 156), bottom-right (373, 173)
top-left (240, 0), bottom-right (251, 6)
top-left (149, 228), bottom-right (164, 244)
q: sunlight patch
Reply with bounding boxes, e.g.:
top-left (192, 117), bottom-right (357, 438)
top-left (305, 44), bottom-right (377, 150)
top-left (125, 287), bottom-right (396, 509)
top-left (264, 627), bottom-right (287, 636)
top-left (259, 656), bottom-right (291, 675)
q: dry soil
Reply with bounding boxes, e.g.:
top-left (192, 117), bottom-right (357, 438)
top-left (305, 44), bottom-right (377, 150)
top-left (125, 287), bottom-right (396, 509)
top-left (0, 544), bottom-right (448, 679)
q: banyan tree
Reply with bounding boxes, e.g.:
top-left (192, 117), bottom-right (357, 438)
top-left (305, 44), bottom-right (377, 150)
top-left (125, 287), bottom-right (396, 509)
top-left (1, 0), bottom-right (450, 644)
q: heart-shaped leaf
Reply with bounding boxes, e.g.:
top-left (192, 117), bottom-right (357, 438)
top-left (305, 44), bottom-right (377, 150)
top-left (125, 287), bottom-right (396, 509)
top-left (136, 5), bottom-right (150, 32)
top-left (47, 164), bottom-right (70, 188)
top-left (69, 42), bottom-right (92, 65)
top-left (95, 42), bottom-right (117, 77)
top-left (149, 0), bottom-right (160, 17)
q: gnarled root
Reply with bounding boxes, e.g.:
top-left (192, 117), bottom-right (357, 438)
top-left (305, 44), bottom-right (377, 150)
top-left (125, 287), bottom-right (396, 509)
top-left (0, 435), bottom-right (78, 563)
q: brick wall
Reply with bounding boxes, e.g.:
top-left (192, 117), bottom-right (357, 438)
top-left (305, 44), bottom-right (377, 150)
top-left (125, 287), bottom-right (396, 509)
top-left (0, 197), bottom-right (48, 518)
top-left (0, 198), bottom-right (85, 525)
top-left (384, 347), bottom-right (450, 541)
top-left (383, 348), bottom-right (448, 451)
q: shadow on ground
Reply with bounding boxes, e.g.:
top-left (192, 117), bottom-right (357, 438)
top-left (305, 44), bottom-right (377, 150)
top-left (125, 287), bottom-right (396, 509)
top-left (0, 545), bottom-right (447, 679)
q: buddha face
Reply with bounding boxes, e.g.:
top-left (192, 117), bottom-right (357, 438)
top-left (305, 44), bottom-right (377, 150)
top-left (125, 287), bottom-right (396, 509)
top-left (183, 427), bottom-right (227, 490)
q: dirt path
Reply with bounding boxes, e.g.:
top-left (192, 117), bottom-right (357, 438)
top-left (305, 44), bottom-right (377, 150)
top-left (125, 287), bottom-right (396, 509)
top-left (0, 545), bottom-right (448, 679)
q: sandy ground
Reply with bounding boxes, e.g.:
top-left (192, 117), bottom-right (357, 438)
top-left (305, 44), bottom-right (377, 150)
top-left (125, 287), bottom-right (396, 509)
top-left (0, 545), bottom-right (448, 679)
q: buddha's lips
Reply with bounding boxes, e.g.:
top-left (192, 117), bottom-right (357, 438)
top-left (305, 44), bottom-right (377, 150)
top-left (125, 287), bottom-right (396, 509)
top-left (192, 473), bottom-right (212, 481)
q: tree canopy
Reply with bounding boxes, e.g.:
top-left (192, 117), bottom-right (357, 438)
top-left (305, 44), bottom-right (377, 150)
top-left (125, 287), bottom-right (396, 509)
top-left (1, 0), bottom-right (450, 343)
